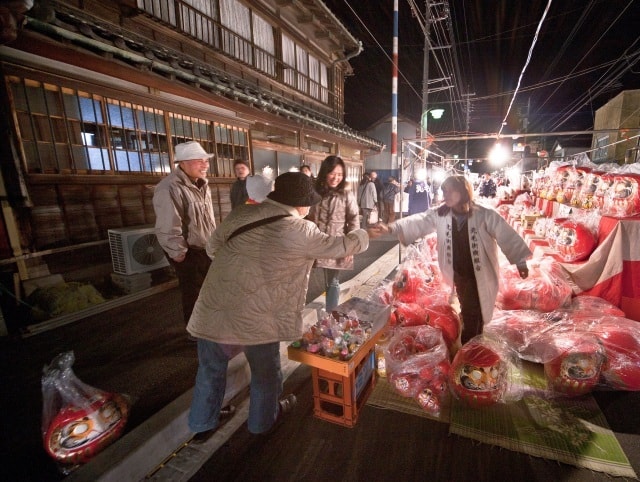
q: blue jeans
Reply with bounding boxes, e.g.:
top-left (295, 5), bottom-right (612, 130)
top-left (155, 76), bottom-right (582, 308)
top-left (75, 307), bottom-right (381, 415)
top-left (324, 268), bottom-right (340, 312)
top-left (188, 339), bottom-right (283, 434)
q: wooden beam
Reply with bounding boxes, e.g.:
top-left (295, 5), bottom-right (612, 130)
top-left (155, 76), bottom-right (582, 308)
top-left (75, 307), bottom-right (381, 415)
top-left (297, 14), bottom-right (314, 23)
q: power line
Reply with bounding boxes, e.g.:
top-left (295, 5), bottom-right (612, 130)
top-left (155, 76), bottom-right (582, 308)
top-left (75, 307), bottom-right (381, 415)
top-left (498, 0), bottom-right (553, 136)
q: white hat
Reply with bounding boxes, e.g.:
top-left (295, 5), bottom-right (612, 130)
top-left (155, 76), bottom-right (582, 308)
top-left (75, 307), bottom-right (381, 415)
top-left (174, 141), bottom-right (215, 162)
top-left (246, 175), bottom-right (274, 203)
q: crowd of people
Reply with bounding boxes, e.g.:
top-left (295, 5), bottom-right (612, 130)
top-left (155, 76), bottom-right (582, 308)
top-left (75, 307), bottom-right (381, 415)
top-left (153, 141), bottom-right (530, 441)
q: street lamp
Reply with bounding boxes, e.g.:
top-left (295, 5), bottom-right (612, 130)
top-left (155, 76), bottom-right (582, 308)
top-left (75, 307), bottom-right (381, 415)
top-left (420, 107), bottom-right (445, 138)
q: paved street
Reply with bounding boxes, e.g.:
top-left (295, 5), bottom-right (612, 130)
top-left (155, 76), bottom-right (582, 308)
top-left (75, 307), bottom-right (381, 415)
top-left (1, 236), bottom-right (398, 481)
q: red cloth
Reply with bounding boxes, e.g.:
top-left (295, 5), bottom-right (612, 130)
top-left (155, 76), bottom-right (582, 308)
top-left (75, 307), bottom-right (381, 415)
top-left (561, 217), bottom-right (640, 320)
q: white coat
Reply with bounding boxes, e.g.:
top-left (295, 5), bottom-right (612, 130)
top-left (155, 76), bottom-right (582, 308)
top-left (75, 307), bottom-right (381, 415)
top-left (390, 204), bottom-right (531, 323)
top-left (187, 198), bottom-right (369, 344)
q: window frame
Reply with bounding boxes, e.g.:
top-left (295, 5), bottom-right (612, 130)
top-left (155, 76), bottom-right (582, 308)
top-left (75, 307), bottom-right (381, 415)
top-left (7, 71), bottom-right (250, 178)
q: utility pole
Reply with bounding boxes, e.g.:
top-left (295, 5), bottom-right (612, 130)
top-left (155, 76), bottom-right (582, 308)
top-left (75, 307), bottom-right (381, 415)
top-left (420, 1), bottom-right (431, 141)
top-left (419, 1), bottom-right (452, 173)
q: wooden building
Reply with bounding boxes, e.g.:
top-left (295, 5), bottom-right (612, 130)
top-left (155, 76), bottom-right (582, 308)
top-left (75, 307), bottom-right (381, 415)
top-left (0, 0), bottom-right (383, 332)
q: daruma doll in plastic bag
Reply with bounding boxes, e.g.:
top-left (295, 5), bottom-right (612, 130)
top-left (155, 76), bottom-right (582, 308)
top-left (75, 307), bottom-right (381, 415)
top-left (41, 351), bottom-right (129, 473)
top-left (576, 171), bottom-right (600, 210)
top-left (449, 336), bottom-right (521, 408)
top-left (568, 169), bottom-right (589, 207)
top-left (601, 174), bottom-right (640, 218)
top-left (590, 316), bottom-right (640, 391)
top-left (497, 260), bottom-right (572, 312)
top-left (544, 332), bottom-right (605, 396)
top-left (553, 220), bottom-right (597, 263)
top-left (556, 167), bottom-right (583, 204)
top-left (594, 173), bottom-right (614, 210)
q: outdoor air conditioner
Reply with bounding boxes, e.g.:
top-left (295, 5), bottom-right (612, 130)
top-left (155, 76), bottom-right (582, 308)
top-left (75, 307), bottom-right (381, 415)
top-left (108, 226), bottom-right (169, 275)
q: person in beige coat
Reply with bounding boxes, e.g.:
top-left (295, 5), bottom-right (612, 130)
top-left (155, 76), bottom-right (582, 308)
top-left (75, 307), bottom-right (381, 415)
top-left (307, 155), bottom-right (360, 312)
top-left (187, 172), bottom-right (368, 440)
top-left (370, 175), bottom-right (531, 344)
top-left (153, 141), bottom-right (216, 328)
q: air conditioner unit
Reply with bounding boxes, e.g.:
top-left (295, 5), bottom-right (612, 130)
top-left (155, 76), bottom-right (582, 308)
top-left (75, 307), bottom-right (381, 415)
top-left (108, 226), bottom-right (169, 275)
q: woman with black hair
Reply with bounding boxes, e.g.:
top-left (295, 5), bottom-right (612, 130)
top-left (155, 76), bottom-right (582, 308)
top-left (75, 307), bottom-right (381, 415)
top-left (307, 156), bottom-right (360, 312)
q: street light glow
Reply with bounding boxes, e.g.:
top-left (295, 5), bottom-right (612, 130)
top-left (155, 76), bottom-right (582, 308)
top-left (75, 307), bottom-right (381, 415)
top-left (488, 143), bottom-right (509, 166)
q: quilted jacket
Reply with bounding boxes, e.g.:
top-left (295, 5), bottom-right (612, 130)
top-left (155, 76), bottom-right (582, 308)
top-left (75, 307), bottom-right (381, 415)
top-left (187, 199), bottom-right (369, 344)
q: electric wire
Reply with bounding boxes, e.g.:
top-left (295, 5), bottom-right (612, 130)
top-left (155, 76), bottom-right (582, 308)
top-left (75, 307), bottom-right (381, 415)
top-left (549, 41), bottom-right (640, 131)
top-left (498, 0), bottom-right (553, 137)
top-left (533, 0), bottom-right (636, 130)
top-left (537, 0), bottom-right (596, 84)
top-left (338, 0), bottom-right (636, 157)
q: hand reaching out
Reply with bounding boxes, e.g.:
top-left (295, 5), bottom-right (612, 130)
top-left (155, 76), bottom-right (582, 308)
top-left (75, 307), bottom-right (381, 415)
top-left (367, 223), bottom-right (389, 239)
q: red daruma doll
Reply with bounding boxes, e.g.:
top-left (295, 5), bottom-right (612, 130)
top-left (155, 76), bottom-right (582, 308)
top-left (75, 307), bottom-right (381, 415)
top-left (602, 175), bottom-right (640, 218)
top-left (544, 333), bottom-right (605, 396)
top-left (41, 352), bottom-right (129, 472)
top-left (449, 337), bottom-right (516, 408)
top-left (553, 220), bottom-right (597, 263)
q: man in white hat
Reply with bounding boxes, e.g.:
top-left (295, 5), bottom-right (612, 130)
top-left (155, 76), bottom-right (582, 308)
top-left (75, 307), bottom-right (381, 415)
top-left (153, 141), bottom-right (217, 331)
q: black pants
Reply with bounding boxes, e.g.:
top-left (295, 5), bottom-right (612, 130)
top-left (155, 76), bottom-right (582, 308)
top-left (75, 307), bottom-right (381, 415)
top-left (454, 274), bottom-right (483, 344)
top-left (169, 249), bottom-right (211, 325)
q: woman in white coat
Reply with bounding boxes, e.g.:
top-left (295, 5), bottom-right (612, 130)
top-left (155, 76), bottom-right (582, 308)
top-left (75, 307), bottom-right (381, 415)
top-left (187, 172), bottom-right (368, 440)
top-left (370, 175), bottom-right (531, 344)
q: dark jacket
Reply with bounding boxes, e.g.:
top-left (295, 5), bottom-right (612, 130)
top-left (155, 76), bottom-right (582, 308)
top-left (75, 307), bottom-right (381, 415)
top-left (382, 181), bottom-right (400, 202)
top-left (478, 178), bottom-right (497, 198)
top-left (405, 180), bottom-right (432, 215)
top-left (230, 178), bottom-right (249, 208)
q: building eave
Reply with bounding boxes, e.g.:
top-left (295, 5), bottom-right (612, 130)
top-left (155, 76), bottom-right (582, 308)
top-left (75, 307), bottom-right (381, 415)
top-left (17, 8), bottom-right (382, 151)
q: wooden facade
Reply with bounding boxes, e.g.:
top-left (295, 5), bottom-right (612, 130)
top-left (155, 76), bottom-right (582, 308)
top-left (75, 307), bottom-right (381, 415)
top-left (0, 0), bottom-right (383, 328)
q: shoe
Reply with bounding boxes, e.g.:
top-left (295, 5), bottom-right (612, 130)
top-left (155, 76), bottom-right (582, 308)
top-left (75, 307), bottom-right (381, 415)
top-left (190, 404), bottom-right (236, 444)
top-left (278, 394), bottom-right (297, 415)
top-left (191, 428), bottom-right (217, 444)
top-left (251, 395), bottom-right (297, 436)
top-left (219, 404), bottom-right (236, 420)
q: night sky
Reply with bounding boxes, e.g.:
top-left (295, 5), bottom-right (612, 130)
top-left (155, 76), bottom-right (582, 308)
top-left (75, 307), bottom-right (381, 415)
top-left (322, 0), bottom-right (640, 159)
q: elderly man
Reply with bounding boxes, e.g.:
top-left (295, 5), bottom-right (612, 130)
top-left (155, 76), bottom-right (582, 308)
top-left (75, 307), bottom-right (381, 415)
top-left (153, 141), bottom-right (216, 328)
top-left (187, 172), bottom-right (369, 440)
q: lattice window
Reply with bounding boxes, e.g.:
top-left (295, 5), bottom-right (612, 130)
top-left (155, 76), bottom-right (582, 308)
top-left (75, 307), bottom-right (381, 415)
top-left (8, 74), bottom-right (248, 177)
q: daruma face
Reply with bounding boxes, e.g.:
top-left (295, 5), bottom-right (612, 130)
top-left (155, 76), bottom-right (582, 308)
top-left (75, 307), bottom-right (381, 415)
top-left (450, 340), bottom-right (508, 407)
top-left (44, 392), bottom-right (129, 466)
top-left (602, 175), bottom-right (640, 218)
top-left (544, 334), bottom-right (604, 396)
top-left (553, 221), bottom-right (596, 262)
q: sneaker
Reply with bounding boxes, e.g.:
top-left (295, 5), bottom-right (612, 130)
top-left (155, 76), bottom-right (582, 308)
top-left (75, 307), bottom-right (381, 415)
top-left (253, 395), bottom-right (297, 436)
top-left (190, 405), bottom-right (236, 444)
top-left (278, 394), bottom-right (297, 415)
top-left (219, 404), bottom-right (236, 420)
